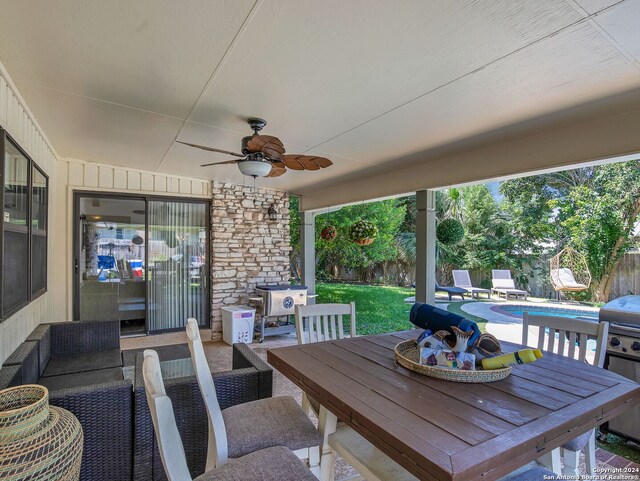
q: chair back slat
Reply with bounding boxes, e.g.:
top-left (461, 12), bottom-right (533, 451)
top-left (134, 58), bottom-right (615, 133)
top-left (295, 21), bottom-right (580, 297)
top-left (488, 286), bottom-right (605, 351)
top-left (142, 350), bottom-right (193, 481)
top-left (535, 326), bottom-right (545, 350)
top-left (557, 330), bottom-right (566, 356)
top-left (186, 319), bottom-right (228, 469)
top-left (567, 331), bottom-right (577, 359)
top-left (546, 329), bottom-right (555, 352)
top-left (296, 303), bottom-right (356, 345)
top-left (522, 313), bottom-right (609, 367)
top-left (578, 333), bottom-right (588, 362)
top-left (322, 315), bottom-right (330, 342)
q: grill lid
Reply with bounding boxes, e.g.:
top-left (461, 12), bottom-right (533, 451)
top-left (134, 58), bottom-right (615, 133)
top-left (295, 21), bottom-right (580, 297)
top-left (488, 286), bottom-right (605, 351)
top-left (256, 284), bottom-right (307, 291)
top-left (599, 295), bottom-right (640, 326)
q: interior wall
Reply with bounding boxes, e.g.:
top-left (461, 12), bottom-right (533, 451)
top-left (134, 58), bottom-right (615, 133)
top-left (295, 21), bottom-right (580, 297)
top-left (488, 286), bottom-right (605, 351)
top-left (0, 61), bottom-right (57, 364)
top-left (51, 158), bottom-right (212, 324)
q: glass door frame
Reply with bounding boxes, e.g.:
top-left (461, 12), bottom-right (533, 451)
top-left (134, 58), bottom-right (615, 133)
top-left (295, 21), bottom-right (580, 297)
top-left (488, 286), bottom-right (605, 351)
top-left (72, 191), bottom-right (211, 333)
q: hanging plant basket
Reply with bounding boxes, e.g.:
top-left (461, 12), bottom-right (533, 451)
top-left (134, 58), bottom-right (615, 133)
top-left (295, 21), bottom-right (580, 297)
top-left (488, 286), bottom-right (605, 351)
top-left (320, 225), bottom-right (337, 242)
top-left (436, 218), bottom-right (465, 245)
top-left (350, 220), bottom-right (378, 246)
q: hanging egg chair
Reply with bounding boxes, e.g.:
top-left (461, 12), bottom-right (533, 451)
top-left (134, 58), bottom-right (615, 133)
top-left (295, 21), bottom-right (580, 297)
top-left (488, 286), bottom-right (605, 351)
top-left (549, 247), bottom-right (591, 292)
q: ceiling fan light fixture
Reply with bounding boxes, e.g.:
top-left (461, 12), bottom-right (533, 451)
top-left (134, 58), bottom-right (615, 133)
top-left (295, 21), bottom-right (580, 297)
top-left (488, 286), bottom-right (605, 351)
top-left (238, 160), bottom-right (272, 178)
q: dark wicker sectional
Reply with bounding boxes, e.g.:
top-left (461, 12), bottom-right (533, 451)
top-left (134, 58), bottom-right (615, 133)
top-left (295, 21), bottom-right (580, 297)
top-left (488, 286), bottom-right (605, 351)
top-left (0, 320), bottom-right (273, 481)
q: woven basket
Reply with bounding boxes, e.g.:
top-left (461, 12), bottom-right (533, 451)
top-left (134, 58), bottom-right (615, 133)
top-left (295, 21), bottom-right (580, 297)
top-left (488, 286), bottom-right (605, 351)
top-left (0, 385), bottom-right (83, 481)
top-left (354, 238), bottom-right (375, 246)
top-left (394, 340), bottom-right (512, 383)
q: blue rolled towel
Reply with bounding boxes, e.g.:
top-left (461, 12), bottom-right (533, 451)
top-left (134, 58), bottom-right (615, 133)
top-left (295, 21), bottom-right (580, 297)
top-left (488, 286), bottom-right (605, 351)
top-left (410, 303), bottom-right (481, 348)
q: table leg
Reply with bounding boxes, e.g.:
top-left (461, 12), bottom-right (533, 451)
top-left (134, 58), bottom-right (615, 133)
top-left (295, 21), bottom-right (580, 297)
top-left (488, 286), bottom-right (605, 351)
top-left (318, 405), bottom-right (338, 481)
top-left (538, 448), bottom-right (562, 475)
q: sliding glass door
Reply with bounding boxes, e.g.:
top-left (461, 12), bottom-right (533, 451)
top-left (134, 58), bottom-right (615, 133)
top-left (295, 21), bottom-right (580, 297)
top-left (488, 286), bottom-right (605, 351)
top-left (74, 193), bottom-right (209, 334)
top-left (147, 200), bottom-right (208, 332)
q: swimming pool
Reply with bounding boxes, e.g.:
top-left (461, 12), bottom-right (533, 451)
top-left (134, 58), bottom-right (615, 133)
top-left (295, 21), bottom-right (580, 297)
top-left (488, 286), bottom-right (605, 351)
top-left (492, 304), bottom-right (599, 320)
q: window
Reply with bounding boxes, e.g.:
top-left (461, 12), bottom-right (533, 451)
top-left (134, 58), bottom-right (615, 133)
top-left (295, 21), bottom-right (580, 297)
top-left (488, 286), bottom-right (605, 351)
top-left (1, 131), bottom-right (48, 319)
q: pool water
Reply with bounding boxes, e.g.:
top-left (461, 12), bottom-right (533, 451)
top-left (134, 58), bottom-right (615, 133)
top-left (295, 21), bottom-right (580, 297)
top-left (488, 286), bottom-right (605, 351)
top-left (494, 304), bottom-right (599, 321)
top-left (507, 309), bottom-right (598, 320)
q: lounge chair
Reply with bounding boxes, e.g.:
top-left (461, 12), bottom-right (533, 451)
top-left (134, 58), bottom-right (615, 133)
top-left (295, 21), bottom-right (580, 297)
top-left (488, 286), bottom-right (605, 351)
top-left (452, 270), bottom-right (491, 299)
top-left (435, 282), bottom-right (467, 301)
top-left (491, 270), bottom-right (528, 300)
top-left (407, 283), bottom-right (467, 302)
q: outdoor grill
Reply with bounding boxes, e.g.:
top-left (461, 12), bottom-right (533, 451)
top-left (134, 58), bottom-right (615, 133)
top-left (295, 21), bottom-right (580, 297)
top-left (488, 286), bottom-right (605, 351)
top-left (599, 295), bottom-right (640, 442)
top-left (251, 284), bottom-right (308, 342)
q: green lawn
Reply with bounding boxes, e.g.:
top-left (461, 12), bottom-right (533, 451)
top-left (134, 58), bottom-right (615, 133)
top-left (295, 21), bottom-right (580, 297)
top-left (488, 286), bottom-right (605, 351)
top-left (316, 283), bottom-right (415, 335)
top-left (316, 283), bottom-right (488, 334)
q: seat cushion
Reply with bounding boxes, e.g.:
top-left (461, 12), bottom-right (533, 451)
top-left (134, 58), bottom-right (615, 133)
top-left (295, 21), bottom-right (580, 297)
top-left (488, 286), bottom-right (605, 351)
top-left (194, 446), bottom-right (317, 481)
top-left (506, 466), bottom-right (558, 481)
top-left (223, 396), bottom-right (322, 458)
top-left (42, 348), bottom-right (122, 377)
top-left (38, 367), bottom-right (124, 391)
top-left (121, 343), bottom-right (190, 367)
top-left (562, 429), bottom-right (592, 452)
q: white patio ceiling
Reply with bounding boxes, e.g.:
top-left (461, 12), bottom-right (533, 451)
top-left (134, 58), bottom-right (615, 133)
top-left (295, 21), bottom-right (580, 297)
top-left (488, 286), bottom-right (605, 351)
top-left (0, 0), bottom-right (639, 209)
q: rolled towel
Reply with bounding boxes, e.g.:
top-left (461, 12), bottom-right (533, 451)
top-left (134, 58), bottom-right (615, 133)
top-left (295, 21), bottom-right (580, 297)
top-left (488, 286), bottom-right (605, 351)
top-left (409, 303), bottom-right (481, 348)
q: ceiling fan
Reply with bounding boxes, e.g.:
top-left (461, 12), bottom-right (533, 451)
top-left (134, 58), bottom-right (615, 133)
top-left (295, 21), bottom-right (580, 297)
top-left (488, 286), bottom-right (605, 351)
top-left (177, 118), bottom-right (333, 178)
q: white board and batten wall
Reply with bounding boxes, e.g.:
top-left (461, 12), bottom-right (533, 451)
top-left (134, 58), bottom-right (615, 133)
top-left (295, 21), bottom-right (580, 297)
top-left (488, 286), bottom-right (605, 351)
top-left (0, 58), bottom-right (214, 364)
top-left (0, 62), bottom-right (57, 365)
top-left (52, 159), bottom-right (212, 325)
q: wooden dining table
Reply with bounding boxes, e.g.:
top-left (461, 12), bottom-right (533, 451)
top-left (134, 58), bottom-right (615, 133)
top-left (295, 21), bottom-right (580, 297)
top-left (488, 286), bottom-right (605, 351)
top-left (267, 330), bottom-right (640, 481)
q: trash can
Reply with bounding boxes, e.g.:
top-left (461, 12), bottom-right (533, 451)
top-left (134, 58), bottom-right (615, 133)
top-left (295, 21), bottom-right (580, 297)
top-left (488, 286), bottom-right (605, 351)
top-left (221, 306), bottom-right (256, 345)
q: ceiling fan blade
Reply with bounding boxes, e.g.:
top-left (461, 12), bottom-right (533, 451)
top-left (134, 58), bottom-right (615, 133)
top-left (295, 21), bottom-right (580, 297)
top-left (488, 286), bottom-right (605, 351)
top-left (200, 159), bottom-right (241, 167)
top-left (177, 140), bottom-right (244, 157)
top-left (246, 135), bottom-right (286, 160)
top-left (282, 155), bottom-right (333, 171)
top-left (266, 165), bottom-right (287, 178)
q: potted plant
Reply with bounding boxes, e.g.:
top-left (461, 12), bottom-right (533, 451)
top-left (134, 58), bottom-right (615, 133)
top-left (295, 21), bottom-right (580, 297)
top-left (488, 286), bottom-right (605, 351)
top-left (320, 225), bottom-right (337, 242)
top-left (436, 218), bottom-right (465, 245)
top-left (350, 220), bottom-right (378, 246)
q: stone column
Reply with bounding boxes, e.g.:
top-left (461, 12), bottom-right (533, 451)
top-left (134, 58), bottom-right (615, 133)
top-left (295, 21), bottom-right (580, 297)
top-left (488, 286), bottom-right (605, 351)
top-left (415, 190), bottom-right (436, 305)
top-left (300, 210), bottom-right (316, 303)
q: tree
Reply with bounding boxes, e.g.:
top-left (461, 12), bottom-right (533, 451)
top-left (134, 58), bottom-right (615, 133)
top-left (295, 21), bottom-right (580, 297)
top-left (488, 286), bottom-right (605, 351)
top-left (554, 162), bottom-right (640, 301)
top-left (501, 160), bottom-right (640, 301)
top-left (289, 195), bottom-right (302, 281)
top-left (459, 185), bottom-right (517, 273)
top-left (315, 199), bottom-right (405, 282)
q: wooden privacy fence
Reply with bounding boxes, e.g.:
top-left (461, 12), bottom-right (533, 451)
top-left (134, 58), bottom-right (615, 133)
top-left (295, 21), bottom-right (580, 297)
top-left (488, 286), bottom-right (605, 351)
top-left (328, 251), bottom-right (640, 301)
top-left (610, 252), bottom-right (640, 299)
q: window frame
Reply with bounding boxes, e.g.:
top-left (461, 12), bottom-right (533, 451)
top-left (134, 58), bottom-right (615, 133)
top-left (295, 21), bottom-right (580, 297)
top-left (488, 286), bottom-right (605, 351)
top-left (0, 129), bottom-right (49, 321)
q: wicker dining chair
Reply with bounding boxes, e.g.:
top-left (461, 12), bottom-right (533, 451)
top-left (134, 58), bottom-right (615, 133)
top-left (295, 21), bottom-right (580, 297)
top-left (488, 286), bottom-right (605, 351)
top-left (185, 319), bottom-right (322, 476)
top-left (141, 349), bottom-right (317, 481)
top-left (522, 313), bottom-right (609, 476)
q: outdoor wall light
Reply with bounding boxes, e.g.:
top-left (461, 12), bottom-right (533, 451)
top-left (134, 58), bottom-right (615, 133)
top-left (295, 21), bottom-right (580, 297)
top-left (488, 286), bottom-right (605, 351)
top-left (268, 204), bottom-right (278, 221)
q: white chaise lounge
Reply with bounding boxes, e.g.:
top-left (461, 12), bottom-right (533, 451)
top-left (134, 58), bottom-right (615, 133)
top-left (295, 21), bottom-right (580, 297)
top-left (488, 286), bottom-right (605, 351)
top-left (491, 270), bottom-right (528, 300)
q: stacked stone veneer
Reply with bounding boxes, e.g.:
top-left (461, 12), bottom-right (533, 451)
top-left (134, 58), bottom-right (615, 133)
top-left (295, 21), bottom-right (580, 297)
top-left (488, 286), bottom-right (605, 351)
top-left (210, 182), bottom-right (291, 340)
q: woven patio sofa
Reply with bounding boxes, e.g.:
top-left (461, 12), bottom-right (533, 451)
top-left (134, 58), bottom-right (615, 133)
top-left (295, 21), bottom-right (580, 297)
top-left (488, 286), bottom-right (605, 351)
top-left (0, 319), bottom-right (132, 481)
top-left (132, 343), bottom-right (273, 481)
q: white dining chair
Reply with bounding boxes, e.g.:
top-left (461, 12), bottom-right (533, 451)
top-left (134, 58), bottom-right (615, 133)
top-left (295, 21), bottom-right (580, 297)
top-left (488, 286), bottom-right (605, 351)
top-left (295, 302), bottom-right (356, 416)
top-left (141, 349), bottom-right (318, 481)
top-left (295, 302), bottom-right (356, 345)
top-left (522, 313), bottom-right (609, 477)
top-left (185, 319), bottom-right (321, 476)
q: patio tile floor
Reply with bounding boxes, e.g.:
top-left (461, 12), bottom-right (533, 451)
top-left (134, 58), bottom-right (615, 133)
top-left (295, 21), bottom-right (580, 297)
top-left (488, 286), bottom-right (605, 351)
top-left (122, 330), bottom-right (638, 480)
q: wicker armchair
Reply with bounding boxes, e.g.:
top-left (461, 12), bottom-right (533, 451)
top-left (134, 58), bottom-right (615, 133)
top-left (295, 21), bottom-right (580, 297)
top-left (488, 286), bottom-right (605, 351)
top-left (1, 320), bottom-right (133, 481)
top-left (133, 343), bottom-right (273, 481)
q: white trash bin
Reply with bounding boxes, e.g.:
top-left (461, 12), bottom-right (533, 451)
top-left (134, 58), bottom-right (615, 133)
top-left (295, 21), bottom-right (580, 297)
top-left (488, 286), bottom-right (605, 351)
top-left (222, 306), bottom-right (256, 345)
